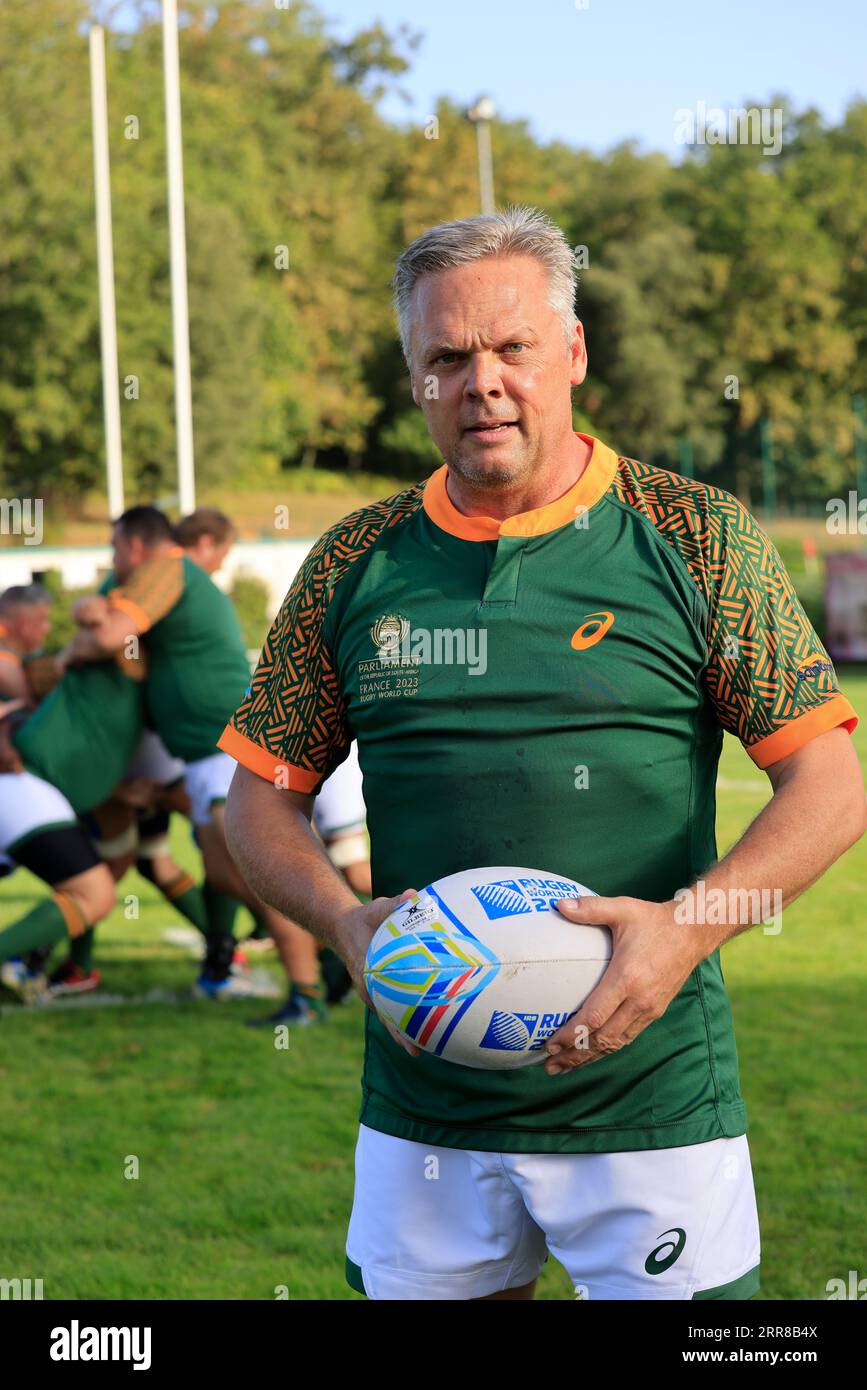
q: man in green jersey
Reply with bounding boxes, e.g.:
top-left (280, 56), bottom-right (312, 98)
top-left (222, 207), bottom-right (864, 1301)
top-left (63, 506), bottom-right (322, 1003)
top-left (0, 586), bottom-right (141, 999)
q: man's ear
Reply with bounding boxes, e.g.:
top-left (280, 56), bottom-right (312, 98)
top-left (410, 374), bottom-right (420, 407)
top-left (569, 319), bottom-right (588, 389)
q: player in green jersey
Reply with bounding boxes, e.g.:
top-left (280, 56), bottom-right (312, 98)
top-left (220, 207), bottom-right (864, 1300)
top-left (62, 506), bottom-right (322, 1004)
top-left (0, 587), bottom-right (142, 1000)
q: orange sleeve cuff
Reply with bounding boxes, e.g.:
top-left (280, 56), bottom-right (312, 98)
top-left (109, 594), bottom-right (152, 633)
top-left (217, 724), bottom-right (322, 792)
top-left (747, 693), bottom-right (859, 768)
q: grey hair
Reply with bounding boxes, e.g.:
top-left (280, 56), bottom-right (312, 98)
top-left (0, 583), bottom-right (52, 615)
top-left (392, 205), bottom-right (580, 370)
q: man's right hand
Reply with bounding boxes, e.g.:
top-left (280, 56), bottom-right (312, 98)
top-left (73, 594), bottom-right (110, 629)
top-left (339, 889), bottom-right (421, 1056)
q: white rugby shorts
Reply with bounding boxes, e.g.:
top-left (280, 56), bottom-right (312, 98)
top-left (123, 730), bottom-right (186, 787)
top-left (313, 742), bottom-right (366, 840)
top-left (0, 770), bottom-right (78, 855)
top-left (183, 751), bottom-right (235, 826)
top-left (346, 1124), bottom-right (760, 1300)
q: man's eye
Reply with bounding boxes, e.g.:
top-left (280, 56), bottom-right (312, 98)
top-left (504, 343), bottom-right (526, 353)
top-left (434, 353), bottom-right (459, 364)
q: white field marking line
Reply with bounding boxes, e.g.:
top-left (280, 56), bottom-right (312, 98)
top-left (0, 987), bottom-right (188, 1014)
top-left (161, 925), bottom-right (205, 956)
top-left (717, 778), bottom-right (769, 793)
top-left (0, 974), bottom-right (282, 1014)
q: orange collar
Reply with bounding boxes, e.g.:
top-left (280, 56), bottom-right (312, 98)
top-left (422, 433), bottom-right (619, 540)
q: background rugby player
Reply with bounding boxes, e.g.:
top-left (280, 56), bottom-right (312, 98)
top-left (0, 584), bottom-right (53, 703)
top-left (0, 586), bottom-right (143, 999)
top-left (63, 506), bottom-right (323, 1003)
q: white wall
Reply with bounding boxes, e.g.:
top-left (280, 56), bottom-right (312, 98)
top-left (0, 538), bottom-right (317, 621)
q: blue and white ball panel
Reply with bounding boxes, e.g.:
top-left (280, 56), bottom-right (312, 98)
top-left (364, 866), bottom-right (611, 1070)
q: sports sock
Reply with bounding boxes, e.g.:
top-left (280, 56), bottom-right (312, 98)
top-left (164, 878), bottom-right (209, 935)
top-left (137, 860), bottom-right (210, 937)
top-left (202, 930), bottom-right (236, 982)
top-left (69, 928), bottom-right (95, 973)
top-left (202, 880), bottom-right (240, 942)
top-left (0, 897), bottom-right (75, 963)
top-left (293, 980), bottom-right (323, 999)
top-left (291, 981), bottom-right (327, 1018)
top-left (245, 912), bottom-right (270, 941)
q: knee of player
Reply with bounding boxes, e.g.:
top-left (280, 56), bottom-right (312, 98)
top-left (342, 860), bottom-right (372, 896)
top-left (63, 864), bottom-right (116, 926)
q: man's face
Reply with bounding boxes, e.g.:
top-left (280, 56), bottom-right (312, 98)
top-left (8, 603), bottom-right (51, 653)
top-left (111, 524), bottom-right (147, 582)
top-left (409, 255), bottom-right (587, 488)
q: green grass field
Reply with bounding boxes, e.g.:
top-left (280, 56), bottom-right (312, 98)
top-left (1, 674), bottom-right (865, 1301)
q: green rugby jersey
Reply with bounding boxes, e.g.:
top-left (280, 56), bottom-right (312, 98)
top-left (13, 660), bottom-right (145, 814)
top-left (221, 434), bottom-right (857, 1153)
top-left (107, 551), bottom-right (250, 763)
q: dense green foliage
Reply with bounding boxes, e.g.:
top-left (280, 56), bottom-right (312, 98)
top-left (2, 1), bottom-right (867, 510)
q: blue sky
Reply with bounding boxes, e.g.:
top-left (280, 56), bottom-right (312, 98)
top-left (319, 0), bottom-right (866, 155)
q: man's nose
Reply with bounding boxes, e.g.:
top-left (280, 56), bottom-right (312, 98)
top-left (463, 353), bottom-right (503, 397)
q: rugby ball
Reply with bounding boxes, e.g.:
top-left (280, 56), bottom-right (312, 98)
top-left (364, 866), bottom-right (611, 1070)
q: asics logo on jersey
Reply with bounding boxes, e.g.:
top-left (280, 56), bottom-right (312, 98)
top-left (571, 611), bottom-right (615, 650)
top-left (644, 1227), bottom-right (687, 1275)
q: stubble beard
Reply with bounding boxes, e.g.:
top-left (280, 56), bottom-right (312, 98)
top-left (447, 432), bottom-right (537, 490)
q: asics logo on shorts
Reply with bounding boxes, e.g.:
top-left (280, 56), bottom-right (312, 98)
top-left (644, 1227), bottom-right (687, 1275)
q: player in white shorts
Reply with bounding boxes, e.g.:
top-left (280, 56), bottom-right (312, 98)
top-left (246, 742), bottom-right (370, 1026)
top-left (311, 741), bottom-right (370, 896)
top-left (0, 766), bottom-right (116, 1002)
top-left (0, 588), bottom-right (120, 1000)
top-left (346, 1128), bottom-right (760, 1301)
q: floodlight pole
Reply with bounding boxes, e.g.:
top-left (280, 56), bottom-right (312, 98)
top-left (854, 395), bottom-right (867, 502)
top-left (162, 0), bottom-right (196, 513)
top-left (468, 97), bottom-right (497, 215)
top-left (89, 24), bottom-right (125, 519)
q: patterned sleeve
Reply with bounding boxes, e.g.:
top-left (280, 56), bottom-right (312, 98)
top-left (702, 496), bottom-right (857, 766)
top-left (108, 554), bottom-right (185, 633)
top-left (218, 534), bottom-right (350, 793)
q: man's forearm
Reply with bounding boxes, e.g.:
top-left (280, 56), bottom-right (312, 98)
top-left (686, 730), bottom-right (865, 957)
top-left (223, 766), bottom-right (360, 953)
